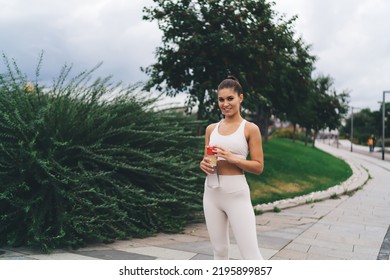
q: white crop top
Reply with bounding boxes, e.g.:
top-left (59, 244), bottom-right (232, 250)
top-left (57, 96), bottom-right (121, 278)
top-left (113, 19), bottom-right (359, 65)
top-left (209, 119), bottom-right (248, 160)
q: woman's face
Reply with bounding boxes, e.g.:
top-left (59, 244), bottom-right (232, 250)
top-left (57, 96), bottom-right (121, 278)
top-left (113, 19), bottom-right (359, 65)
top-left (217, 88), bottom-right (243, 117)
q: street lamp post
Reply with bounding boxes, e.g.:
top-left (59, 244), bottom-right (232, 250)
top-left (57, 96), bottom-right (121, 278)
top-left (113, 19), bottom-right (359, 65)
top-left (350, 107), bottom-right (354, 152)
top-left (382, 91), bottom-right (390, 160)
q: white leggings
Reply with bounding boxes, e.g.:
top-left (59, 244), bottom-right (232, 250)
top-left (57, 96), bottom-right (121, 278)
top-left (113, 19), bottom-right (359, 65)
top-left (203, 175), bottom-right (263, 260)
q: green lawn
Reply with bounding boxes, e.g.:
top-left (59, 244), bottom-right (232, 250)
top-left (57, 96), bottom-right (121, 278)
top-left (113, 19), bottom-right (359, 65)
top-left (247, 138), bottom-right (352, 205)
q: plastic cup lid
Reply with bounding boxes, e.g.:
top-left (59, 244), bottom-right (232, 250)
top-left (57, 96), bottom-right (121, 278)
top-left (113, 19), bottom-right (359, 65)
top-left (206, 146), bottom-right (216, 155)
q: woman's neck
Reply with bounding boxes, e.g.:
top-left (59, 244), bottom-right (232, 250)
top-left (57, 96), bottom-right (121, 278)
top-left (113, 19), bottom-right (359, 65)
top-left (223, 114), bottom-right (243, 124)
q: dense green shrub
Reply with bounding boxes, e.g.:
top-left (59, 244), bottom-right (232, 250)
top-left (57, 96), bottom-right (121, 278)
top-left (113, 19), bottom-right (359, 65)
top-left (0, 54), bottom-right (204, 252)
top-left (271, 128), bottom-right (293, 139)
top-left (271, 128), bottom-right (313, 144)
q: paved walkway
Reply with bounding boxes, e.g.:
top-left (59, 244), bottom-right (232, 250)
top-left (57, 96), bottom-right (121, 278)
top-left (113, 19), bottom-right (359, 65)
top-left (1, 141), bottom-right (390, 260)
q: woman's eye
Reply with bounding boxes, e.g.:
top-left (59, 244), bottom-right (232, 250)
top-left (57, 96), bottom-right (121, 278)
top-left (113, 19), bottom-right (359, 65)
top-left (218, 96), bottom-right (235, 102)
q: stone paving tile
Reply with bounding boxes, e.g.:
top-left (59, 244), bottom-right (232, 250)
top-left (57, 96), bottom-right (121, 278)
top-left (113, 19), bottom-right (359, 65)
top-left (121, 246), bottom-right (197, 260)
top-left (190, 253), bottom-right (213, 260)
top-left (260, 248), bottom-right (278, 260)
top-left (353, 244), bottom-right (380, 256)
top-left (271, 249), bottom-right (311, 260)
top-left (278, 224), bottom-right (313, 234)
top-left (159, 240), bottom-right (213, 256)
top-left (359, 231), bottom-right (388, 242)
top-left (76, 249), bottom-right (156, 260)
top-left (296, 237), bottom-right (354, 252)
top-left (257, 235), bottom-right (292, 251)
top-left (258, 229), bottom-right (300, 240)
top-left (305, 252), bottom-right (345, 260)
top-left (307, 245), bottom-right (354, 259)
top-left (314, 232), bottom-right (382, 247)
top-left (104, 240), bottom-right (148, 250)
top-left (297, 223), bottom-right (330, 233)
top-left (297, 230), bottom-right (319, 239)
top-left (283, 243), bottom-right (310, 253)
top-left (72, 244), bottom-right (113, 251)
top-left (30, 252), bottom-right (99, 260)
top-left (351, 252), bottom-right (380, 260)
top-left (269, 256), bottom-right (285, 260)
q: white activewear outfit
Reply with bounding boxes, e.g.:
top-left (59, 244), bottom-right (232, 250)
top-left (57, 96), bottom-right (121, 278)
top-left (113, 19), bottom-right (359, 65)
top-left (204, 119), bottom-right (263, 260)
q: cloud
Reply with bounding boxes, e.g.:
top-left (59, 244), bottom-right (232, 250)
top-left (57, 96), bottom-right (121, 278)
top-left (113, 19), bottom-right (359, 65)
top-left (274, 0), bottom-right (390, 110)
top-left (0, 0), bottom-right (161, 84)
top-left (1, 0), bottom-right (390, 111)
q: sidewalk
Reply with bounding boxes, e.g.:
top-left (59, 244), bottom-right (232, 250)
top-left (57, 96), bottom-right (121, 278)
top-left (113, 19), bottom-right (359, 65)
top-left (1, 141), bottom-right (390, 260)
top-left (322, 138), bottom-right (390, 162)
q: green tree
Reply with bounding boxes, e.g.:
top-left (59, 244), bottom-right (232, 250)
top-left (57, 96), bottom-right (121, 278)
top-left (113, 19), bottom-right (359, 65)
top-left (302, 75), bottom-right (349, 146)
top-left (270, 38), bottom-right (316, 143)
top-left (340, 104), bottom-right (390, 145)
top-left (142, 0), bottom-right (314, 135)
top-left (343, 109), bottom-right (376, 144)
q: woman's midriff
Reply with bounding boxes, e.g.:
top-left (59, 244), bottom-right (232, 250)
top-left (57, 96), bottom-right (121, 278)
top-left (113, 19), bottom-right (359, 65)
top-left (217, 160), bottom-right (244, 175)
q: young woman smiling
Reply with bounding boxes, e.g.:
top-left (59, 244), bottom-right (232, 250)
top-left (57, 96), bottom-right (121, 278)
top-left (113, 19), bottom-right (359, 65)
top-left (200, 76), bottom-right (264, 260)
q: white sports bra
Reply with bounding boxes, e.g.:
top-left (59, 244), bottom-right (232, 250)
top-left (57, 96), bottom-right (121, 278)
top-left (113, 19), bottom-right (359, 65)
top-left (209, 119), bottom-right (248, 160)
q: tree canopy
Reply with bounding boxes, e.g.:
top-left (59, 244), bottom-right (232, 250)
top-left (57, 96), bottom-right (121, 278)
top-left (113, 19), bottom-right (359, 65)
top-left (143, 0), bottom-right (349, 138)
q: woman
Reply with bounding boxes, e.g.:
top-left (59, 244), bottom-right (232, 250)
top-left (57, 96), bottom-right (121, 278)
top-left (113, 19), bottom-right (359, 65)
top-left (200, 76), bottom-right (264, 260)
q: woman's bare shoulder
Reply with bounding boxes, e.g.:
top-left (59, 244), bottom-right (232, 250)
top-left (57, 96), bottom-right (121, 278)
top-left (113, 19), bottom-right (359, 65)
top-left (244, 120), bottom-right (260, 133)
top-left (206, 122), bottom-right (218, 133)
top-left (244, 121), bottom-right (262, 141)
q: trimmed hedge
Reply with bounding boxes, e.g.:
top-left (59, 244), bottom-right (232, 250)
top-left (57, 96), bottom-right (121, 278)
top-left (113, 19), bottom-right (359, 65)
top-left (0, 54), bottom-right (204, 252)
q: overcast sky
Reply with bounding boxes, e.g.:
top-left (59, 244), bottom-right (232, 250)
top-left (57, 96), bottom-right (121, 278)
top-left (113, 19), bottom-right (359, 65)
top-left (1, 0), bottom-right (390, 112)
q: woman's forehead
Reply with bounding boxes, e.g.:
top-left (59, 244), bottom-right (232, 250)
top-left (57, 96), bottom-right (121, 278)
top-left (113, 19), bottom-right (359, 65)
top-left (217, 88), bottom-right (237, 97)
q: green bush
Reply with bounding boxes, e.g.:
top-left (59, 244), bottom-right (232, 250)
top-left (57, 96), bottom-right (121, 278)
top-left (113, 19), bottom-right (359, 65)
top-left (271, 128), bottom-right (313, 144)
top-left (271, 128), bottom-right (293, 139)
top-left (0, 54), bottom-right (204, 252)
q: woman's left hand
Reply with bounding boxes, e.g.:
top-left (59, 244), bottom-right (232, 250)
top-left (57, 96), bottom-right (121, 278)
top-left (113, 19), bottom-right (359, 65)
top-left (213, 145), bottom-right (238, 164)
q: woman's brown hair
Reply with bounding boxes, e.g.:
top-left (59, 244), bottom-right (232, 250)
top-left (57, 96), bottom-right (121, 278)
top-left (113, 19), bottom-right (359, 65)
top-left (217, 75), bottom-right (243, 95)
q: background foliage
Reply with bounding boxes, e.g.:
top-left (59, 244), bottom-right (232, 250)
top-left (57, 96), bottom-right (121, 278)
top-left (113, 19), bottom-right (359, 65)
top-left (0, 54), bottom-right (204, 252)
top-left (142, 0), bottom-right (350, 143)
top-left (142, 0), bottom-right (316, 124)
top-left (340, 106), bottom-right (390, 146)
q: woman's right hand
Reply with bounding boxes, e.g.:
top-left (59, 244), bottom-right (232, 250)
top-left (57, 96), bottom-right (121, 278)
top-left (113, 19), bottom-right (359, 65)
top-left (200, 157), bottom-right (215, 175)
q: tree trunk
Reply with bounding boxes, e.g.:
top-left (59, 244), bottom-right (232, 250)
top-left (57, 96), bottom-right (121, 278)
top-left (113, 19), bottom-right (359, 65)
top-left (305, 128), bottom-right (309, 146)
top-left (196, 91), bottom-right (206, 136)
top-left (256, 104), bottom-right (269, 144)
top-left (292, 123), bottom-right (296, 143)
top-left (312, 130), bottom-right (317, 147)
top-left (263, 110), bottom-right (270, 145)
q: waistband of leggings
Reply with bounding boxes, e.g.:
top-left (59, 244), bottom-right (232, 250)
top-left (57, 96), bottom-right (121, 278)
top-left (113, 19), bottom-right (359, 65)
top-left (205, 174), bottom-right (248, 193)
